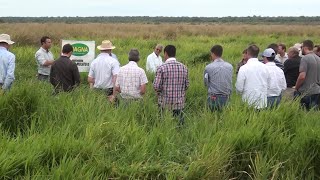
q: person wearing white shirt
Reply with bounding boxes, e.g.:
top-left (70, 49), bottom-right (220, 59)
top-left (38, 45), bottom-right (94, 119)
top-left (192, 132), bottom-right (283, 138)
top-left (275, 43), bottom-right (288, 64)
top-left (35, 36), bottom-right (55, 81)
top-left (236, 45), bottom-right (270, 109)
top-left (146, 44), bottom-right (163, 73)
top-left (262, 48), bottom-right (287, 108)
top-left (88, 40), bottom-right (120, 102)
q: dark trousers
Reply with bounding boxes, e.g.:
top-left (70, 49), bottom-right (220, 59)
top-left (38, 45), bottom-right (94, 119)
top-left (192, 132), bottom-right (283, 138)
top-left (95, 88), bottom-right (114, 96)
top-left (207, 95), bottom-right (229, 112)
top-left (159, 106), bottom-right (184, 126)
top-left (267, 95), bottom-right (282, 108)
top-left (300, 93), bottom-right (320, 111)
top-left (38, 74), bottom-right (49, 81)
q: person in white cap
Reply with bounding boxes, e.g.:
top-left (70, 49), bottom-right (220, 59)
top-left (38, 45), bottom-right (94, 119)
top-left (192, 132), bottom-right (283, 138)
top-left (88, 40), bottom-right (120, 102)
top-left (262, 48), bottom-right (287, 108)
top-left (236, 45), bottom-right (270, 109)
top-left (146, 44), bottom-right (163, 73)
top-left (35, 36), bottom-right (55, 81)
top-left (0, 34), bottom-right (15, 93)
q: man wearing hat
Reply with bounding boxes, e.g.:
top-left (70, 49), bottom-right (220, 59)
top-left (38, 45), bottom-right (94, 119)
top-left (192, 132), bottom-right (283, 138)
top-left (114, 49), bottom-right (148, 102)
top-left (262, 48), bottom-right (287, 108)
top-left (88, 40), bottom-right (120, 101)
top-left (0, 34), bottom-right (15, 93)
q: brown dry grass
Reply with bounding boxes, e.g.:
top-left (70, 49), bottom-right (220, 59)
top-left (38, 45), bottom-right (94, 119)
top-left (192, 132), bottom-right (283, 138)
top-left (1, 23), bottom-right (319, 45)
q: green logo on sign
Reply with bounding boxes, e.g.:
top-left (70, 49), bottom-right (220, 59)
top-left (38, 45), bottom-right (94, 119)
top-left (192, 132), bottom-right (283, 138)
top-left (72, 43), bottom-right (89, 56)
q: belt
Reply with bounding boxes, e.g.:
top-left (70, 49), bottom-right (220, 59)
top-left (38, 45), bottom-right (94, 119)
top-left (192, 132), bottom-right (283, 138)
top-left (38, 74), bottom-right (49, 77)
top-left (210, 94), bottom-right (229, 97)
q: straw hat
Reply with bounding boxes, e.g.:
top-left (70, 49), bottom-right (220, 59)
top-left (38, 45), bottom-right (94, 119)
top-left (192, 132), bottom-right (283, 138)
top-left (97, 40), bottom-right (116, 50)
top-left (0, 34), bottom-right (15, 45)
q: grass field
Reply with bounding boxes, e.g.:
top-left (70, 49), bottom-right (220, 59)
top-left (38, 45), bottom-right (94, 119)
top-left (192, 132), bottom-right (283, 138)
top-left (1, 23), bottom-right (320, 179)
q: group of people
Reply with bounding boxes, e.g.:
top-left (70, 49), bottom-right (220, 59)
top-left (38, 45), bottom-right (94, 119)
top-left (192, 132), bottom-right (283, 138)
top-left (1, 33), bottom-right (320, 124)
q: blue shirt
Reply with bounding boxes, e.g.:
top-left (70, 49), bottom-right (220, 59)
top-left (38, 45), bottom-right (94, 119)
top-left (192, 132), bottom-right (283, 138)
top-left (0, 46), bottom-right (15, 90)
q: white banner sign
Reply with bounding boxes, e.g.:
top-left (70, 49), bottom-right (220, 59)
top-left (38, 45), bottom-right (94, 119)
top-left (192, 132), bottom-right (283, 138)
top-left (62, 40), bottom-right (95, 72)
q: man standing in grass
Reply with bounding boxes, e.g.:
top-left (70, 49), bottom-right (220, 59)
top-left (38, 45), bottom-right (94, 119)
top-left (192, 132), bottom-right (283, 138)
top-left (236, 45), bottom-right (270, 110)
top-left (276, 43), bottom-right (288, 64)
top-left (153, 45), bottom-right (189, 125)
top-left (35, 36), bottom-right (55, 81)
top-left (114, 49), bottom-right (148, 102)
top-left (0, 34), bottom-right (15, 93)
top-left (295, 40), bottom-right (320, 110)
top-left (88, 40), bottom-right (120, 102)
top-left (283, 47), bottom-right (301, 99)
top-left (204, 45), bottom-right (233, 111)
top-left (50, 44), bottom-right (80, 94)
top-left (146, 44), bottom-right (163, 73)
top-left (262, 48), bottom-right (286, 108)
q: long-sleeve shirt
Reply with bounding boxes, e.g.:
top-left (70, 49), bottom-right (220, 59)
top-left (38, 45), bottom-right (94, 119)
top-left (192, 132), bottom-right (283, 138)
top-left (153, 57), bottom-right (189, 110)
top-left (35, 47), bottom-right (54, 75)
top-left (0, 47), bottom-right (15, 90)
top-left (236, 58), bottom-right (270, 109)
top-left (50, 56), bottom-right (80, 92)
top-left (146, 52), bottom-right (163, 73)
top-left (204, 58), bottom-right (233, 96)
top-left (265, 62), bottom-right (287, 96)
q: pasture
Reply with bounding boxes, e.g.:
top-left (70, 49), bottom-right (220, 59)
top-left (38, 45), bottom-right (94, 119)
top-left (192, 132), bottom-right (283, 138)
top-left (0, 23), bottom-right (320, 179)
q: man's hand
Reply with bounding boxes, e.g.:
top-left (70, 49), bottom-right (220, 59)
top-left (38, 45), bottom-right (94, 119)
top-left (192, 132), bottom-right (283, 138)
top-left (108, 95), bottom-right (116, 103)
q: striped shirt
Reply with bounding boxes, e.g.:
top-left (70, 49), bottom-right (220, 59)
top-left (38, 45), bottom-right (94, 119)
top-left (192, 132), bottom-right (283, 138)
top-left (115, 61), bottom-right (148, 99)
top-left (153, 57), bottom-right (189, 110)
top-left (204, 58), bottom-right (233, 96)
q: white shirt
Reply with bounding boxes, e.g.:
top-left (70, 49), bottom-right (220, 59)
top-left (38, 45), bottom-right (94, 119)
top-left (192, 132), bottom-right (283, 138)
top-left (146, 52), bottom-right (163, 73)
top-left (88, 53), bottom-right (120, 89)
top-left (116, 61), bottom-right (148, 99)
top-left (265, 62), bottom-right (287, 97)
top-left (275, 53), bottom-right (288, 64)
top-left (35, 47), bottom-right (54, 75)
top-left (236, 58), bottom-right (270, 109)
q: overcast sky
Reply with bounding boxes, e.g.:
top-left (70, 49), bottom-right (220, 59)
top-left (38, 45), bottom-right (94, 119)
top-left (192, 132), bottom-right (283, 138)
top-left (0, 0), bottom-right (318, 17)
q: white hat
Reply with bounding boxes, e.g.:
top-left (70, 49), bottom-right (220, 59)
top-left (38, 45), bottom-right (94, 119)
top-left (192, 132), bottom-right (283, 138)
top-left (97, 40), bottom-right (116, 50)
top-left (0, 34), bottom-right (15, 45)
top-left (262, 48), bottom-right (276, 58)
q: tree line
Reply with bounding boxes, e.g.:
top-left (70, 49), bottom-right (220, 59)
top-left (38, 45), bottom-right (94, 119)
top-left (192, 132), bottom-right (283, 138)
top-left (0, 16), bottom-right (319, 24)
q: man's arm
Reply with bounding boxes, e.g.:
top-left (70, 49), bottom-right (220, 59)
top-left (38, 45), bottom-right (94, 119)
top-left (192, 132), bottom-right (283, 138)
top-left (204, 68), bottom-right (209, 87)
top-left (185, 68), bottom-right (189, 90)
top-left (2, 54), bottom-right (15, 90)
top-left (49, 63), bottom-right (57, 87)
top-left (35, 52), bottom-right (54, 67)
top-left (72, 63), bottom-right (81, 86)
top-left (235, 68), bottom-right (245, 93)
top-left (153, 67), bottom-right (163, 93)
top-left (140, 70), bottom-right (148, 95)
top-left (295, 58), bottom-right (307, 91)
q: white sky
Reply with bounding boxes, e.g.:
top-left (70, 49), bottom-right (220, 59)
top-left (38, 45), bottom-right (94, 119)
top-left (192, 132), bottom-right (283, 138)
top-left (0, 0), bottom-right (318, 17)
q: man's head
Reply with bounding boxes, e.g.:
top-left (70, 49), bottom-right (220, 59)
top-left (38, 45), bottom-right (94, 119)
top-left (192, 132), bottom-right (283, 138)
top-left (313, 45), bottom-right (320, 57)
top-left (246, 44), bottom-right (260, 58)
top-left (40, 36), bottom-right (52, 50)
top-left (287, 47), bottom-right (300, 59)
top-left (128, 48), bottom-right (140, 62)
top-left (154, 44), bottom-right (163, 56)
top-left (261, 48), bottom-right (276, 63)
top-left (267, 43), bottom-right (279, 54)
top-left (0, 34), bottom-right (15, 50)
top-left (164, 45), bottom-right (176, 60)
top-left (62, 44), bottom-right (73, 57)
top-left (242, 49), bottom-right (248, 61)
top-left (301, 40), bottom-right (314, 55)
top-left (210, 45), bottom-right (223, 60)
top-left (278, 43), bottom-right (286, 56)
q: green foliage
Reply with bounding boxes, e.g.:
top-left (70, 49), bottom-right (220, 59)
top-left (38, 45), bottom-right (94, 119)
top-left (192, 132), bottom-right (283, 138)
top-left (0, 31), bottom-right (319, 179)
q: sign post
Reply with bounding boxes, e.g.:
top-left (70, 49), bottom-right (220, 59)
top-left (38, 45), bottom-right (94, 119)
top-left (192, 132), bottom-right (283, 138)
top-left (62, 40), bottom-right (95, 72)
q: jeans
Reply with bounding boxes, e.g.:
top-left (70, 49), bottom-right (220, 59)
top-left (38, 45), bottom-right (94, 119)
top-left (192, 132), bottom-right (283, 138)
top-left (267, 96), bottom-right (281, 108)
top-left (300, 93), bottom-right (320, 111)
top-left (159, 107), bottom-right (185, 126)
top-left (207, 95), bottom-right (229, 112)
top-left (38, 74), bottom-right (49, 81)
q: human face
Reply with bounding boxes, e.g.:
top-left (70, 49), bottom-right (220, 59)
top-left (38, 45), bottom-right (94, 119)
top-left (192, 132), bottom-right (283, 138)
top-left (43, 39), bottom-right (52, 49)
top-left (155, 47), bottom-right (162, 56)
top-left (278, 46), bottom-right (284, 54)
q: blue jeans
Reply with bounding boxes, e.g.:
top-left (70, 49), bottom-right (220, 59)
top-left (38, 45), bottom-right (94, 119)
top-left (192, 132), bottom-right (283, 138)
top-left (267, 96), bottom-right (281, 108)
top-left (207, 95), bottom-right (229, 112)
top-left (300, 94), bottom-right (320, 111)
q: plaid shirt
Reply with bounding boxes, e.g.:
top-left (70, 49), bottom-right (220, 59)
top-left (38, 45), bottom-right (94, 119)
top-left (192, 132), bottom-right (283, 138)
top-left (153, 58), bottom-right (189, 110)
top-left (115, 61), bottom-right (148, 99)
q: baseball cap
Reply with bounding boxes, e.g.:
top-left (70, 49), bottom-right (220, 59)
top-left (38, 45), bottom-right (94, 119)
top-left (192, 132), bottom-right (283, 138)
top-left (261, 48), bottom-right (276, 58)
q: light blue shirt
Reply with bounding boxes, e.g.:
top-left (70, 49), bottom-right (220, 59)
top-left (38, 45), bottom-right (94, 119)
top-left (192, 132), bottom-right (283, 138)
top-left (0, 46), bottom-right (15, 90)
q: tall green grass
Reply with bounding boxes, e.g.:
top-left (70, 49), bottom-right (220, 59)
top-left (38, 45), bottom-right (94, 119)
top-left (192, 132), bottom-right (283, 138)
top-left (0, 33), bottom-right (319, 179)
